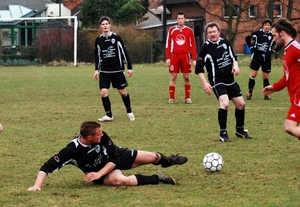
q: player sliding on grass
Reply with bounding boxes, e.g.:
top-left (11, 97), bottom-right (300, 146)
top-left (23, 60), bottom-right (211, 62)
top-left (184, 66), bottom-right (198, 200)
top-left (27, 121), bottom-right (188, 191)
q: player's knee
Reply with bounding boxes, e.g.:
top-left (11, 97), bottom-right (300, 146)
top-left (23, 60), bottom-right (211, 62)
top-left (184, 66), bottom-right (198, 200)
top-left (283, 123), bottom-right (293, 134)
top-left (109, 177), bottom-right (127, 186)
top-left (154, 152), bottom-right (160, 163)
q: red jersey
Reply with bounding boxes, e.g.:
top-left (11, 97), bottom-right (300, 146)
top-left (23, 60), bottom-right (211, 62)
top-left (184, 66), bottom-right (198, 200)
top-left (165, 25), bottom-right (197, 60)
top-left (273, 40), bottom-right (300, 106)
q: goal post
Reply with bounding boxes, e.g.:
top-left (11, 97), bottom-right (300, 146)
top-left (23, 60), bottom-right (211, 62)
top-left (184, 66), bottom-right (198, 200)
top-left (0, 16), bottom-right (78, 66)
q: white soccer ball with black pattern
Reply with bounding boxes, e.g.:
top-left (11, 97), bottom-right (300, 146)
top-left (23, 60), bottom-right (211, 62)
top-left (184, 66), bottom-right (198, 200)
top-left (203, 152), bottom-right (223, 172)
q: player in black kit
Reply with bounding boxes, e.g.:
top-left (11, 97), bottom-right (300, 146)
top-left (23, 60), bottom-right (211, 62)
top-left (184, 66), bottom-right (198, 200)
top-left (94, 16), bottom-right (135, 122)
top-left (195, 22), bottom-right (252, 142)
top-left (245, 19), bottom-right (281, 100)
top-left (27, 121), bottom-right (188, 191)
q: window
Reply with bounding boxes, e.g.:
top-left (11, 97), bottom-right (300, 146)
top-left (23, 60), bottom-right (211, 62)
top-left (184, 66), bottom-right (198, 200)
top-left (248, 5), bottom-right (257, 18)
top-left (267, 4), bottom-right (282, 17)
top-left (273, 4), bottom-right (282, 17)
top-left (223, 4), bottom-right (239, 18)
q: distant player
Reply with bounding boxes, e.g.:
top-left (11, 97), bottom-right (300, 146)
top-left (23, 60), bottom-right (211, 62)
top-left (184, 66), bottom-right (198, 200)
top-left (94, 16), bottom-right (135, 122)
top-left (0, 123), bottom-right (3, 134)
top-left (262, 18), bottom-right (300, 140)
top-left (245, 19), bottom-right (281, 100)
top-left (165, 11), bottom-right (197, 104)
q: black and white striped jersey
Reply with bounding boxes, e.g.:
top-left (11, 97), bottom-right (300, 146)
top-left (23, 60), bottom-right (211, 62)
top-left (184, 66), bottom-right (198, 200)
top-left (94, 32), bottom-right (132, 73)
top-left (245, 29), bottom-right (278, 54)
top-left (39, 131), bottom-right (121, 175)
top-left (195, 38), bottom-right (237, 86)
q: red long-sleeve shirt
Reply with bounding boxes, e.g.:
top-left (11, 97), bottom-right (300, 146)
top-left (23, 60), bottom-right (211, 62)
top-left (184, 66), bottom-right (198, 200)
top-left (165, 25), bottom-right (197, 60)
top-left (273, 40), bottom-right (300, 106)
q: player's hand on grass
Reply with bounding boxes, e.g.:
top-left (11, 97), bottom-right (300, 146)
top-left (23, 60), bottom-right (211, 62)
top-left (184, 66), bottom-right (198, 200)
top-left (27, 185), bottom-right (41, 191)
top-left (84, 172), bottom-right (101, 182)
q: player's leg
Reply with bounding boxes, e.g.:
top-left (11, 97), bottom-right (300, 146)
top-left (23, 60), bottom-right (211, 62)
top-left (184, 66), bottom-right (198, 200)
top-left (169, 54), bottom-right (179, 103)
top-left (98, 73), bottom-right (113, 122)
top-left (103, 169), bottom-right (173, 186)
top-left (284, 104), bottom-right (300, 139)
top-left (262, 56), bottom-right (272, 100)
top-left (213, 85), bottom-right (231, 142)
top-left (231, 84), bottom-right (252, 139)
top-left (247, 54), bottom-right (260, 100)
top-left (114, 73), bottom-right (135, 121)
top-left (182, 53), bottom-right (192, 103)
top-left (284, 120), bottom-right (300, 139)
top-left (0, 123), bottom-right (3, 134)
top-left (132, 151), bottom-right (188, 168)
top-left (218, 94), bottom-right (231, 142)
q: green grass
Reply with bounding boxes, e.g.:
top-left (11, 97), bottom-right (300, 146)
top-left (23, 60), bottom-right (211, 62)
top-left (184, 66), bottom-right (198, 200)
top-left (0, 56), bottom-right (299, 207)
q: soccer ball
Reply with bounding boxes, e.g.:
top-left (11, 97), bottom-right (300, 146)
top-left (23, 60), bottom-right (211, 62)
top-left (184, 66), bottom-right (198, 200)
top-left (203, 152), bottom-right (223, 172)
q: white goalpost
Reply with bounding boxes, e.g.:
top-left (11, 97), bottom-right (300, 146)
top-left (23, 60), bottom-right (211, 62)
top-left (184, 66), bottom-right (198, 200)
top-left (0, 16), bottom-right (78, 66)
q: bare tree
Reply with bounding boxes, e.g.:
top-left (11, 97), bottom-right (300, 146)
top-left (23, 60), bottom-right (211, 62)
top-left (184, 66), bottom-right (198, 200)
top-left (199, 0), bottom-right (257, 48)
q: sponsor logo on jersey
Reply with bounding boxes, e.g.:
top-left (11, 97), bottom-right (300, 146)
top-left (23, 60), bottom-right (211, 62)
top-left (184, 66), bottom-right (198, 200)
top-left (88, 144), bottom-right (101, 154)
top-left (175, 34), bottom-right (186, 45)
top-left (222, 43), bottom-right (227, 50)
top-left (54, 156), bottom-right (60, 162)
top-left (290, 113), bottom-right (296, 118)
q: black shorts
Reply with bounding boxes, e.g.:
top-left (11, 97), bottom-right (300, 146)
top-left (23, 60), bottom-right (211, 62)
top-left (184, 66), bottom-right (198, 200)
top-left (213, 82), bottom-right (242, 100)
top-left (99, 71), bottom-right (128, 90)
top-left (250, 53), bottom-right (271, 73)
top-left (93, 148), bottom-right (137, 185)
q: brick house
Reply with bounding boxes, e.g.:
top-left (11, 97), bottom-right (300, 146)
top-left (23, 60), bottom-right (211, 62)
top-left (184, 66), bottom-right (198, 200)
top-left (139, 0), bottom-right (300, 54)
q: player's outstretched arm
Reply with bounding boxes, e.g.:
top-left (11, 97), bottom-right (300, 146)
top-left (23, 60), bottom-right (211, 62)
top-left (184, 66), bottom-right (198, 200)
top-left (27, 171), bottom-right (47, 191)
top-left (262, 85), bottom-right (275, 96)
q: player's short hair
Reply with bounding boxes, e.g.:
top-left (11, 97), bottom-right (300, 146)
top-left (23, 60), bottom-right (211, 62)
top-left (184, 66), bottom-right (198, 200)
top-left (204, 22), bottom-right (221, 34)
top-left (176, 11), bottom-right (185, 18)
top-left (262, 19), bottom-right (272, 26)
top-left (80, 121), bottom-right (101, 138)
top-left (272, 18), bottom-right (297, 38)
top-left (99, 16), bottom-right (111, 24)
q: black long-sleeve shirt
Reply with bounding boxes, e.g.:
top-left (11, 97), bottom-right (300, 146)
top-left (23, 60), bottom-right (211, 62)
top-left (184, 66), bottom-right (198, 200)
top-left (94, 32), bottom-right (132, 73)
top-left (40, 131), bottom-right (122, 175)
top-left (245, 29), bottom-right (280, 54)
top-left (195, 38), bottom-right (237, 86)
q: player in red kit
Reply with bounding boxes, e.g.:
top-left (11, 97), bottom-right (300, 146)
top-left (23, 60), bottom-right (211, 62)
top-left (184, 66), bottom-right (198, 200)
top-left (165, 11), bottom-right (197, 104)
top-left (262, 18), bottom-right (300, 140)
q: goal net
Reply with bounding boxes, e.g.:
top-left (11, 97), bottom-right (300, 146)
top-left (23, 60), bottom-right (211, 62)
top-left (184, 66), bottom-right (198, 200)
top-left (0, 16), bottom-right (78, 66)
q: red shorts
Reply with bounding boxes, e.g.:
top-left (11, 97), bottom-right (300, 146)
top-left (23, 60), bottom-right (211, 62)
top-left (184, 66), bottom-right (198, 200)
top-left (286, 103), bottom-right (300, 123)
top-left (169, 52), bottom-right (191, 73)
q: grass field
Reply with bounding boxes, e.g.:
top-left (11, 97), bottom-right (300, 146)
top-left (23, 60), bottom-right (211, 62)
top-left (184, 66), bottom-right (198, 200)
top-left (0, 56), bottom-right (299, 207)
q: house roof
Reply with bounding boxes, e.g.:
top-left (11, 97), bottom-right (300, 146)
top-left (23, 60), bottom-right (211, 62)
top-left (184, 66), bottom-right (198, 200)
top-left (136, 18), bottom-right (203, 30)
top-left (166, 0), bottom-right (198, 5)
top-left (0, 0), bottom-right (52, 10)
top-left (63, 0), bottom-right (83, 11)
top-left (0, 6), bottom-right (47, 26)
